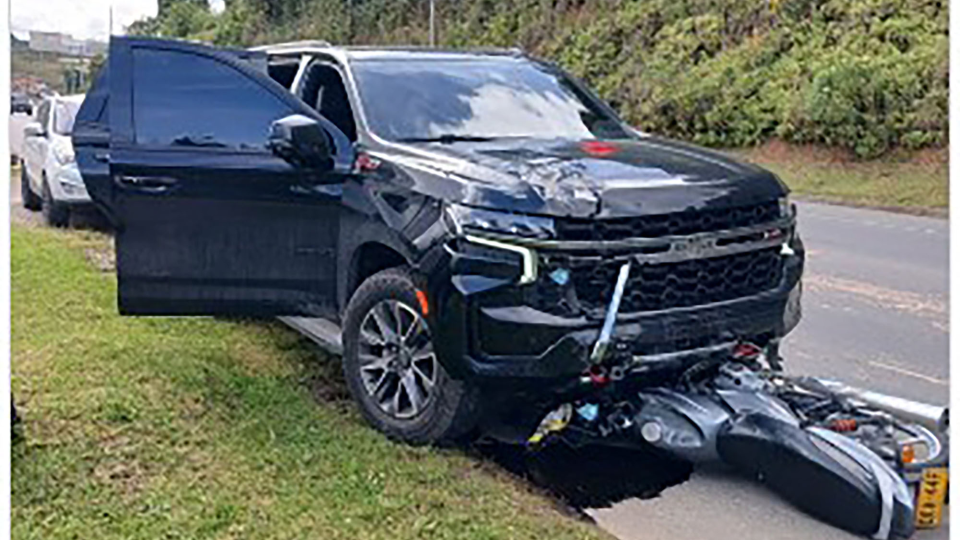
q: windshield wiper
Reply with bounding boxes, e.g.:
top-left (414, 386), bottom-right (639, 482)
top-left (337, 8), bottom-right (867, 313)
top-left (397, 134), bottom-right (498, 144)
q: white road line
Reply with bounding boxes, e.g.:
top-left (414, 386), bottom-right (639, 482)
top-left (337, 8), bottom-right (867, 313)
top-left (867, 360), bottom-right (949, 386)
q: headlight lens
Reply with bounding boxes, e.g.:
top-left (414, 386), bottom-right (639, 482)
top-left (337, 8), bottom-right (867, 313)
top-left (61, 181), bottom-right (86, 196)
top-left (445, 204), bottom-right (555, 239)
top-left (778, 196), bottom-right (793, 219)
top-left (53, 144), bottom-right (75, 165)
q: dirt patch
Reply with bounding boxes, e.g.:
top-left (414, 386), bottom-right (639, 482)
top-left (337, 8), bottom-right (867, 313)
top-left (476, 442), bottom-right (692, 511)
top-left (92, 451), bottom-right (148, 497)
top-left (10, 203), bottom-right (42, 227)
top-left (83, 246), bottom-right (115, 272)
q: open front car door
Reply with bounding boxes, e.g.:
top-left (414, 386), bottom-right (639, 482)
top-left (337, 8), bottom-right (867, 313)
top-left (73, 37), bottom-right (354, 317)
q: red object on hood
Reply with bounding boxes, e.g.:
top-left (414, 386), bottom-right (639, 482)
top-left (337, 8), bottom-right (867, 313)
top-left (580, 140), bottom-right (619, 157)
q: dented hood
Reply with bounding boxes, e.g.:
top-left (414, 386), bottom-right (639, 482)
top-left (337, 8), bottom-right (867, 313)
top-left (385, 136), bottom-right (789, 218)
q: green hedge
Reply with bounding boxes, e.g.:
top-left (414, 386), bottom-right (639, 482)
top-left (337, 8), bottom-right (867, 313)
top-left (136, 0), bottom-right (948, 158)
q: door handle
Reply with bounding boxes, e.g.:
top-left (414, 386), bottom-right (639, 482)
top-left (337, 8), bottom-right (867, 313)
top-left (93, 151), bottom-right (110, 162)
top-left (115, 175), bottom-right (179, 193)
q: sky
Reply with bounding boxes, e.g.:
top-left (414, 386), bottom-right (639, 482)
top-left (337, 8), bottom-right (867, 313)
top-left (11, 0), bottom-right (226, 42)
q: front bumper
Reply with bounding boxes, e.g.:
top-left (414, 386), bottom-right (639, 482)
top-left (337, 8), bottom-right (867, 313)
top-left (429, 230), bottom-right (804, 385)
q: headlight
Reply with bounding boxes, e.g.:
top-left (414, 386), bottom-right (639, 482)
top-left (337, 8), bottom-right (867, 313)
top-left (61, 182), bottom-right (85, 196)
top-left (53, 144), bottom-right (75, 165)
top-left (779, 196), bottom-right (793, 219)
top-left (459, 234), bottom-right (539, 285)
top-left (445, 203), bottom-right (555, 239)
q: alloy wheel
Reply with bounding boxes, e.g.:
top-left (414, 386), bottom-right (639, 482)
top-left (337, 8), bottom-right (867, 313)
top-left (357, 299), bottom-right (438, 419)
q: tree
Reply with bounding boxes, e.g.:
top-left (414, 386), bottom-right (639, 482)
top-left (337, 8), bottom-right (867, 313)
top-left (159, 0), bottom-right (209, 16)
top-left (128, 0), bottom-right (215, 39)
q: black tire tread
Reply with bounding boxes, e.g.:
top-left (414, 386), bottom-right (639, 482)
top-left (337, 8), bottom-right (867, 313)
top-left (41, 178), bottom-right (69, 228)
top-left (342, 267), bottom-right (480, 445)
top-left (20, 164), bottom-right (41, 211)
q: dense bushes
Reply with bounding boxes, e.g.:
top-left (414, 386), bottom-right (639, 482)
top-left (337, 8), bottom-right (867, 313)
top-left (134, 0), bottom-right (948, 158)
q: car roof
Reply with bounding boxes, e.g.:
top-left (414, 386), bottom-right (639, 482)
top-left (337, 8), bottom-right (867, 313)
top-left (253, 41), bottom-right (525, 62)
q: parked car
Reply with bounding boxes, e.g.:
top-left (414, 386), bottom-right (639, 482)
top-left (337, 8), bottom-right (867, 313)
top-left (21, 94), bottom-right (91, 227)
top-left (74, 38), bottom-right (804, 445)
top-left (11, 93), bottom-right (32, 115)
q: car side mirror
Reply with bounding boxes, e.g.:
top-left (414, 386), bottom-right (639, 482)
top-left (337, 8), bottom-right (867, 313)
top-left (267, 114), bottom-right (333, 170)
top-left (23, 122), bottom-right (44, 139)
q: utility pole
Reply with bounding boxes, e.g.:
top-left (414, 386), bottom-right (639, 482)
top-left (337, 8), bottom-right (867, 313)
top-left (348, 0), bottom-right (353, 43)
top-left (429, 0), bottom-right (435, 47)
top-left (109, 5), bottom-right (113, 35)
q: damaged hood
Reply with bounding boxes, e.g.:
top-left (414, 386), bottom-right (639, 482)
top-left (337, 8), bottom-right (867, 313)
top-left (381, 136), bottom-right (789, 218)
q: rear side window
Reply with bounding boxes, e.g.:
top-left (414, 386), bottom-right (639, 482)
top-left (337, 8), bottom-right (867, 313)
top-left (76, 64), bottom-right (109, 127)
top-left (132, 48), bottom-right (293, 150)
top-left (53, 100), bottom-right (81, 135)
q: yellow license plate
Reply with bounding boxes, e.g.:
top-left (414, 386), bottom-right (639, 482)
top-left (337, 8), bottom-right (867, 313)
top-left (915, 467), bottom-right (948, 529)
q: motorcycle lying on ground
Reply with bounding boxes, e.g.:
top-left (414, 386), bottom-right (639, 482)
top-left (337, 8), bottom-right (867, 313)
top-left (526, 339), bottom-right (949, 539)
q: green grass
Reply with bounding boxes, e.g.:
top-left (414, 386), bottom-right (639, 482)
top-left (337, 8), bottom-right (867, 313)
top-left (11, 225), bottom-right (605, 540)
top-left (729, 143), bottom-right (948, 212)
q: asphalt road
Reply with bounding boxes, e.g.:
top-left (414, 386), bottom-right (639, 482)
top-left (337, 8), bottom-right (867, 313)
top-left (590, 201), bottom-right (949, 540)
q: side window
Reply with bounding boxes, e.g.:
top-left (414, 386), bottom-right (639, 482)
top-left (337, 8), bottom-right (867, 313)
top-left (298, 63), bottom-right (357, 142)
top-left (36, 101), bottom-right (51, 131)
top-left (132, 48), bottom-right (294, 151)
top-left (268, 57), bottom-right (300, 89)
top-left (75, 64), bottom-right (109, 128)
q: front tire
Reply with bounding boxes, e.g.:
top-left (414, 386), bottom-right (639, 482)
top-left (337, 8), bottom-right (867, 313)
top-left (342, 268), bottom-right (480, 445)
top-left (41, 177), bottom-right (69, 228)
top-left (20, 163), bottom-right (41, 211)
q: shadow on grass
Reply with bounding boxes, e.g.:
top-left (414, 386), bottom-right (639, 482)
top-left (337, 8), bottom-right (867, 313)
top-left (12, 399), bottom-right (24, 447)
top-left (68, 206), bottom-right (113, 232)
top-left (276, 325), bottom-right (693, 515)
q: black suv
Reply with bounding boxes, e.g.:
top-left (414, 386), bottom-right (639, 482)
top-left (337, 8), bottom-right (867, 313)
top-left (74, 38), bottom-right (804, 445)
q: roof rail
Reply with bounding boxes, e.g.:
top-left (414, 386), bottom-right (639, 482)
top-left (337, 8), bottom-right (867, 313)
top-left (249, 39), bottom-right (332, 52)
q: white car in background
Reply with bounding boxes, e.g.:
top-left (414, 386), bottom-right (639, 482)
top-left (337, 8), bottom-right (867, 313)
top-left (20, 94), bottom-right (91, 226)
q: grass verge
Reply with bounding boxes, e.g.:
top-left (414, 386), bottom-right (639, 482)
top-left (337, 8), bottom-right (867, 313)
top-left (11, 224), bottom-right (605, 540)
top-left (729, 142), bottom-right (948, 214)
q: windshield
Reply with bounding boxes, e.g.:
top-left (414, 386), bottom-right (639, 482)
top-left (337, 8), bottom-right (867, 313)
top-left (53, 100), bottom-right (81, 135)
top-left (351, 57), bottom-right (630, 142)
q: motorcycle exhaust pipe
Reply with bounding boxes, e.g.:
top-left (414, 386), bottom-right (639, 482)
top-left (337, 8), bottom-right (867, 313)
top-left (799, 377), bottom-right (948, 432)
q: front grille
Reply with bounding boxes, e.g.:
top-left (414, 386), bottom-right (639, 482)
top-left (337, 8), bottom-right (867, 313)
top-left (630, 332), bottom-right (726, 356)
top-left (555, 201), bottom-right (781, 241)
top-left (540, 247), bottom-right (783, 315)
